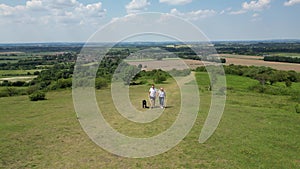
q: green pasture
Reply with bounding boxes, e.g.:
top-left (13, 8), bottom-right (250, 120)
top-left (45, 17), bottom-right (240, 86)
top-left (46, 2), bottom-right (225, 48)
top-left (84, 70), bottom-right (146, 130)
top-left (0, 73), bottom-right (299, 168)
top-left (0, 70), bottom-right (39, 78)
top-left (0, 60), bottom-right (19, 64)
top-left (268, 53), bottom-right (300, 58)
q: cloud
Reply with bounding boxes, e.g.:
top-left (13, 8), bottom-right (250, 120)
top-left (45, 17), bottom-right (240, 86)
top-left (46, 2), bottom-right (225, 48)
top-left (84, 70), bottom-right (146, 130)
top-left (219, 7), bottom-right (232, 15)
top-left (229, 10), bottom-right (247, 15)
top-left (242, 0), bottom-right (271, 11)
top-left (26, 0), bottom-right (44, 10)
top-left (45, 0), bottom-right (79, 9)
top-left (284, 0), bottom-right (300, 6)
top-left (229, 0), bottom-right (271, 15)
top-left (125, 0), bottom-right (150, 14)
top-left (0, 0), bottom-right (106, 25)
top-left (169, 8), bottom-right (216, 21)
top-left (75, 3), bottom-right (106, 18)
top-left (159, 0), bottom-right (193, 5)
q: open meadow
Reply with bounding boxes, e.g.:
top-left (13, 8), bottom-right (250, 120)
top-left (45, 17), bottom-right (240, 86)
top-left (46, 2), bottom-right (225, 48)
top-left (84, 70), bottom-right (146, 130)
top-left (1, 72), bottom-right (299, 168)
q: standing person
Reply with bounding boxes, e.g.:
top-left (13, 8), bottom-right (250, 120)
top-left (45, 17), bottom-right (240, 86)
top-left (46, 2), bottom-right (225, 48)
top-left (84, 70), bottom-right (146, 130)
top-left (149, 84), bottom-right (157, 109)
top-left (158, 87), bottom-right (166, 108)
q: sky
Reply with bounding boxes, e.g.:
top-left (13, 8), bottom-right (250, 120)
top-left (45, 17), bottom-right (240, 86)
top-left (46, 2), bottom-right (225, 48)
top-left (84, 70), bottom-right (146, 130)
top-left (0, 0), bottom-right (299, 43)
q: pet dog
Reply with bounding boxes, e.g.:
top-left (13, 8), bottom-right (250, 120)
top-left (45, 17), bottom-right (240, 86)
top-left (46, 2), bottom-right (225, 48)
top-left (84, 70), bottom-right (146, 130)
top-left (142, 100), bottom-right (149, 108)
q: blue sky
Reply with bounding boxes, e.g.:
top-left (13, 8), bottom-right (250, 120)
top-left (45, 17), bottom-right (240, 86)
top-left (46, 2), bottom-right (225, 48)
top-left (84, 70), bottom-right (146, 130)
top-left (0, 0), bottom-right (299, 42)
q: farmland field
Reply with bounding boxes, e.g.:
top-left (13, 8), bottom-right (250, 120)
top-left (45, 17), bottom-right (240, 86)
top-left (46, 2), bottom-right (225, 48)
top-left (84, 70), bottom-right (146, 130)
top-left (127, 56), bottom-right (300, 72)
top-left (0, 76), bottom-right (37, 82)
top-left (0, 70), bottom-right (39, 77)
top-left (1, 73), bottom-right (299, 168)
top-left (225, 57), bottom-right (300, 72)
top-left (218, 54), bottom-right (300, 71)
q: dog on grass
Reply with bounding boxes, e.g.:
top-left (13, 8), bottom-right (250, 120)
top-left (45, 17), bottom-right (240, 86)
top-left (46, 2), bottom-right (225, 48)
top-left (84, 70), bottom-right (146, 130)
top-left (142, 100), bottom-right (149, 108)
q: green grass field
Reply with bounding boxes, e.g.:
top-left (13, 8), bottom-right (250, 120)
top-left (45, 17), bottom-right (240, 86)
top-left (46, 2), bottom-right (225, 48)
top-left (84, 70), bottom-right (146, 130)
top-left (0, 60), bottom-right (19, 64)
top-left (0, 70), bottom-right (39, 78)
top-left (268, 53), bottom-right (300, 58)
top-left (0, 73), bottom-right (300, 168)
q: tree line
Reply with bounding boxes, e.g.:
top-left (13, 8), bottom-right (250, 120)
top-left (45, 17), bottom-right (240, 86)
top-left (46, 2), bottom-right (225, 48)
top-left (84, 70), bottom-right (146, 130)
top-left (264, 56), bottom-right (300, 64)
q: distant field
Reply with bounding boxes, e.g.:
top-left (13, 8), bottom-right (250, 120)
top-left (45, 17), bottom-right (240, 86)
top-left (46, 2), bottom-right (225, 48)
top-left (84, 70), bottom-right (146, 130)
top-left (268, 53), bottom-right (300, 57)
top-left (127, 58), bottom-right (195, 71)
top-left (0, 69), bottom-right (39, 83)
top-left (0, 52), bottom-right (25, 55)
top-left (225, 57), bottom-right (300, 71)
top-left (0, 70), bottom-right (39, 78)
top-left (0, 73), bottom-right (299, 168)
top-left (0, 76), bottom-right (37, 82)
top-left (0, 60), bottom-right (18, 64)
top-left (216, 54), bottom-right (263, 60)
top-left (127, 56), bottom-right (300, 72)
top-left (216, 54), bottom-right (300, 72)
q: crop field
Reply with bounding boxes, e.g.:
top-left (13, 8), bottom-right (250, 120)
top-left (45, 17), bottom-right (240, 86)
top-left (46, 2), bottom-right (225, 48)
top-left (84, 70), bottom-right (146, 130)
top-left (225, 57), bottom-right (300, 72)
top-left (127, 56), bottom-right (300, 72)
top-left (216, 54), bottom-right (264, 60)
top-left (217, 54), bottom-right (300, 71)
top-left (1, 72), bottom-right (299, 168)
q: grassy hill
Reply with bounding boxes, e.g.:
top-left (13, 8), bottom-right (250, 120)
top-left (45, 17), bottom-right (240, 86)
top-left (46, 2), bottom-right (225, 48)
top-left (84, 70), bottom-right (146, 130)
top-left (0, 72), bottom-right (300, 168)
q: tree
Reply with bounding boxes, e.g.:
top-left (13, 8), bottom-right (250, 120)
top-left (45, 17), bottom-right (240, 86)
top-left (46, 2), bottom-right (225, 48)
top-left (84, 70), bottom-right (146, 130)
top-left (29, 91), bottom-right (46, 101)
top-left (57, 78), bottom-right (72, 89)
top-left (275, 71), bottom-right (288, 82)
top-left (255, 73), bottom-right (269, 85)
top-left (153, 71), bottom-right (166, 84)
top-left (220, 58), bottom-right (226, 63)
top-left (138, 64), bottom-right (143, 69)
top-left (95, 77), bottom-right (108, 89)
top-left (285, 80), bottom-right (292, 87)
top-left (269, 73), bottom-right (279, 85)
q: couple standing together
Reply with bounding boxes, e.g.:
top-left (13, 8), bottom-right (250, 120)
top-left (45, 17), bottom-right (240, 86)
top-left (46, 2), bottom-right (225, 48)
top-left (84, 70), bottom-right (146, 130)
top-left (149, 84), bottom-right (166, 109)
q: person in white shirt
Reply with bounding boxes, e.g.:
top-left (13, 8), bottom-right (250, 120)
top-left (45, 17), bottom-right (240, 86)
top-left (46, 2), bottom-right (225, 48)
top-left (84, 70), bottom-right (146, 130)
top-left (149, 84), bottom-right (157, 108)
top-left (158, 87), bottom-right (166, 108)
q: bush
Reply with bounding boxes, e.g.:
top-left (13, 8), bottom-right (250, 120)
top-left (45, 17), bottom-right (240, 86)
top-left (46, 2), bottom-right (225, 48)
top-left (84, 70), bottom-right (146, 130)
top-left (220, 58), bottom-right (226, 63)
top-left (285, 80), bottom-right (292, 87)
top-left (0, 90), bottom-right (9, 97)
top-left (168, 69), bottom-right (191, 77)
top-left (27, 85), bottom-right (41, 95)
top-left (0, 80), bottom-right (12, 86)
top-left (29, 91), bottom-right (46, 101)
top-left (12, 81), bottom-right (26, 87)
top-left (57, 78), bottom-right (72, 89)
top-left (296, 104), bottom-right (300, 114)
top-left (195, 66), bottom-right (206, 72)
top-left (249, 84), bottom-right (267, 93)
top-left (95, 78), bottom-right (108, 89)
top-left (291, 92), bottom-right (300, 103)
top-left (153, 72), bottom-right (167, 84)
top-left (6, 87), bottom-right (19, 96)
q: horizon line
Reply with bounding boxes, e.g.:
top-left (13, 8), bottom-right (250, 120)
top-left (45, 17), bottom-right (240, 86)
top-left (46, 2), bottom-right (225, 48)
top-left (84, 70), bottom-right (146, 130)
top-left (0, 38), bottom-right (300, 45)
